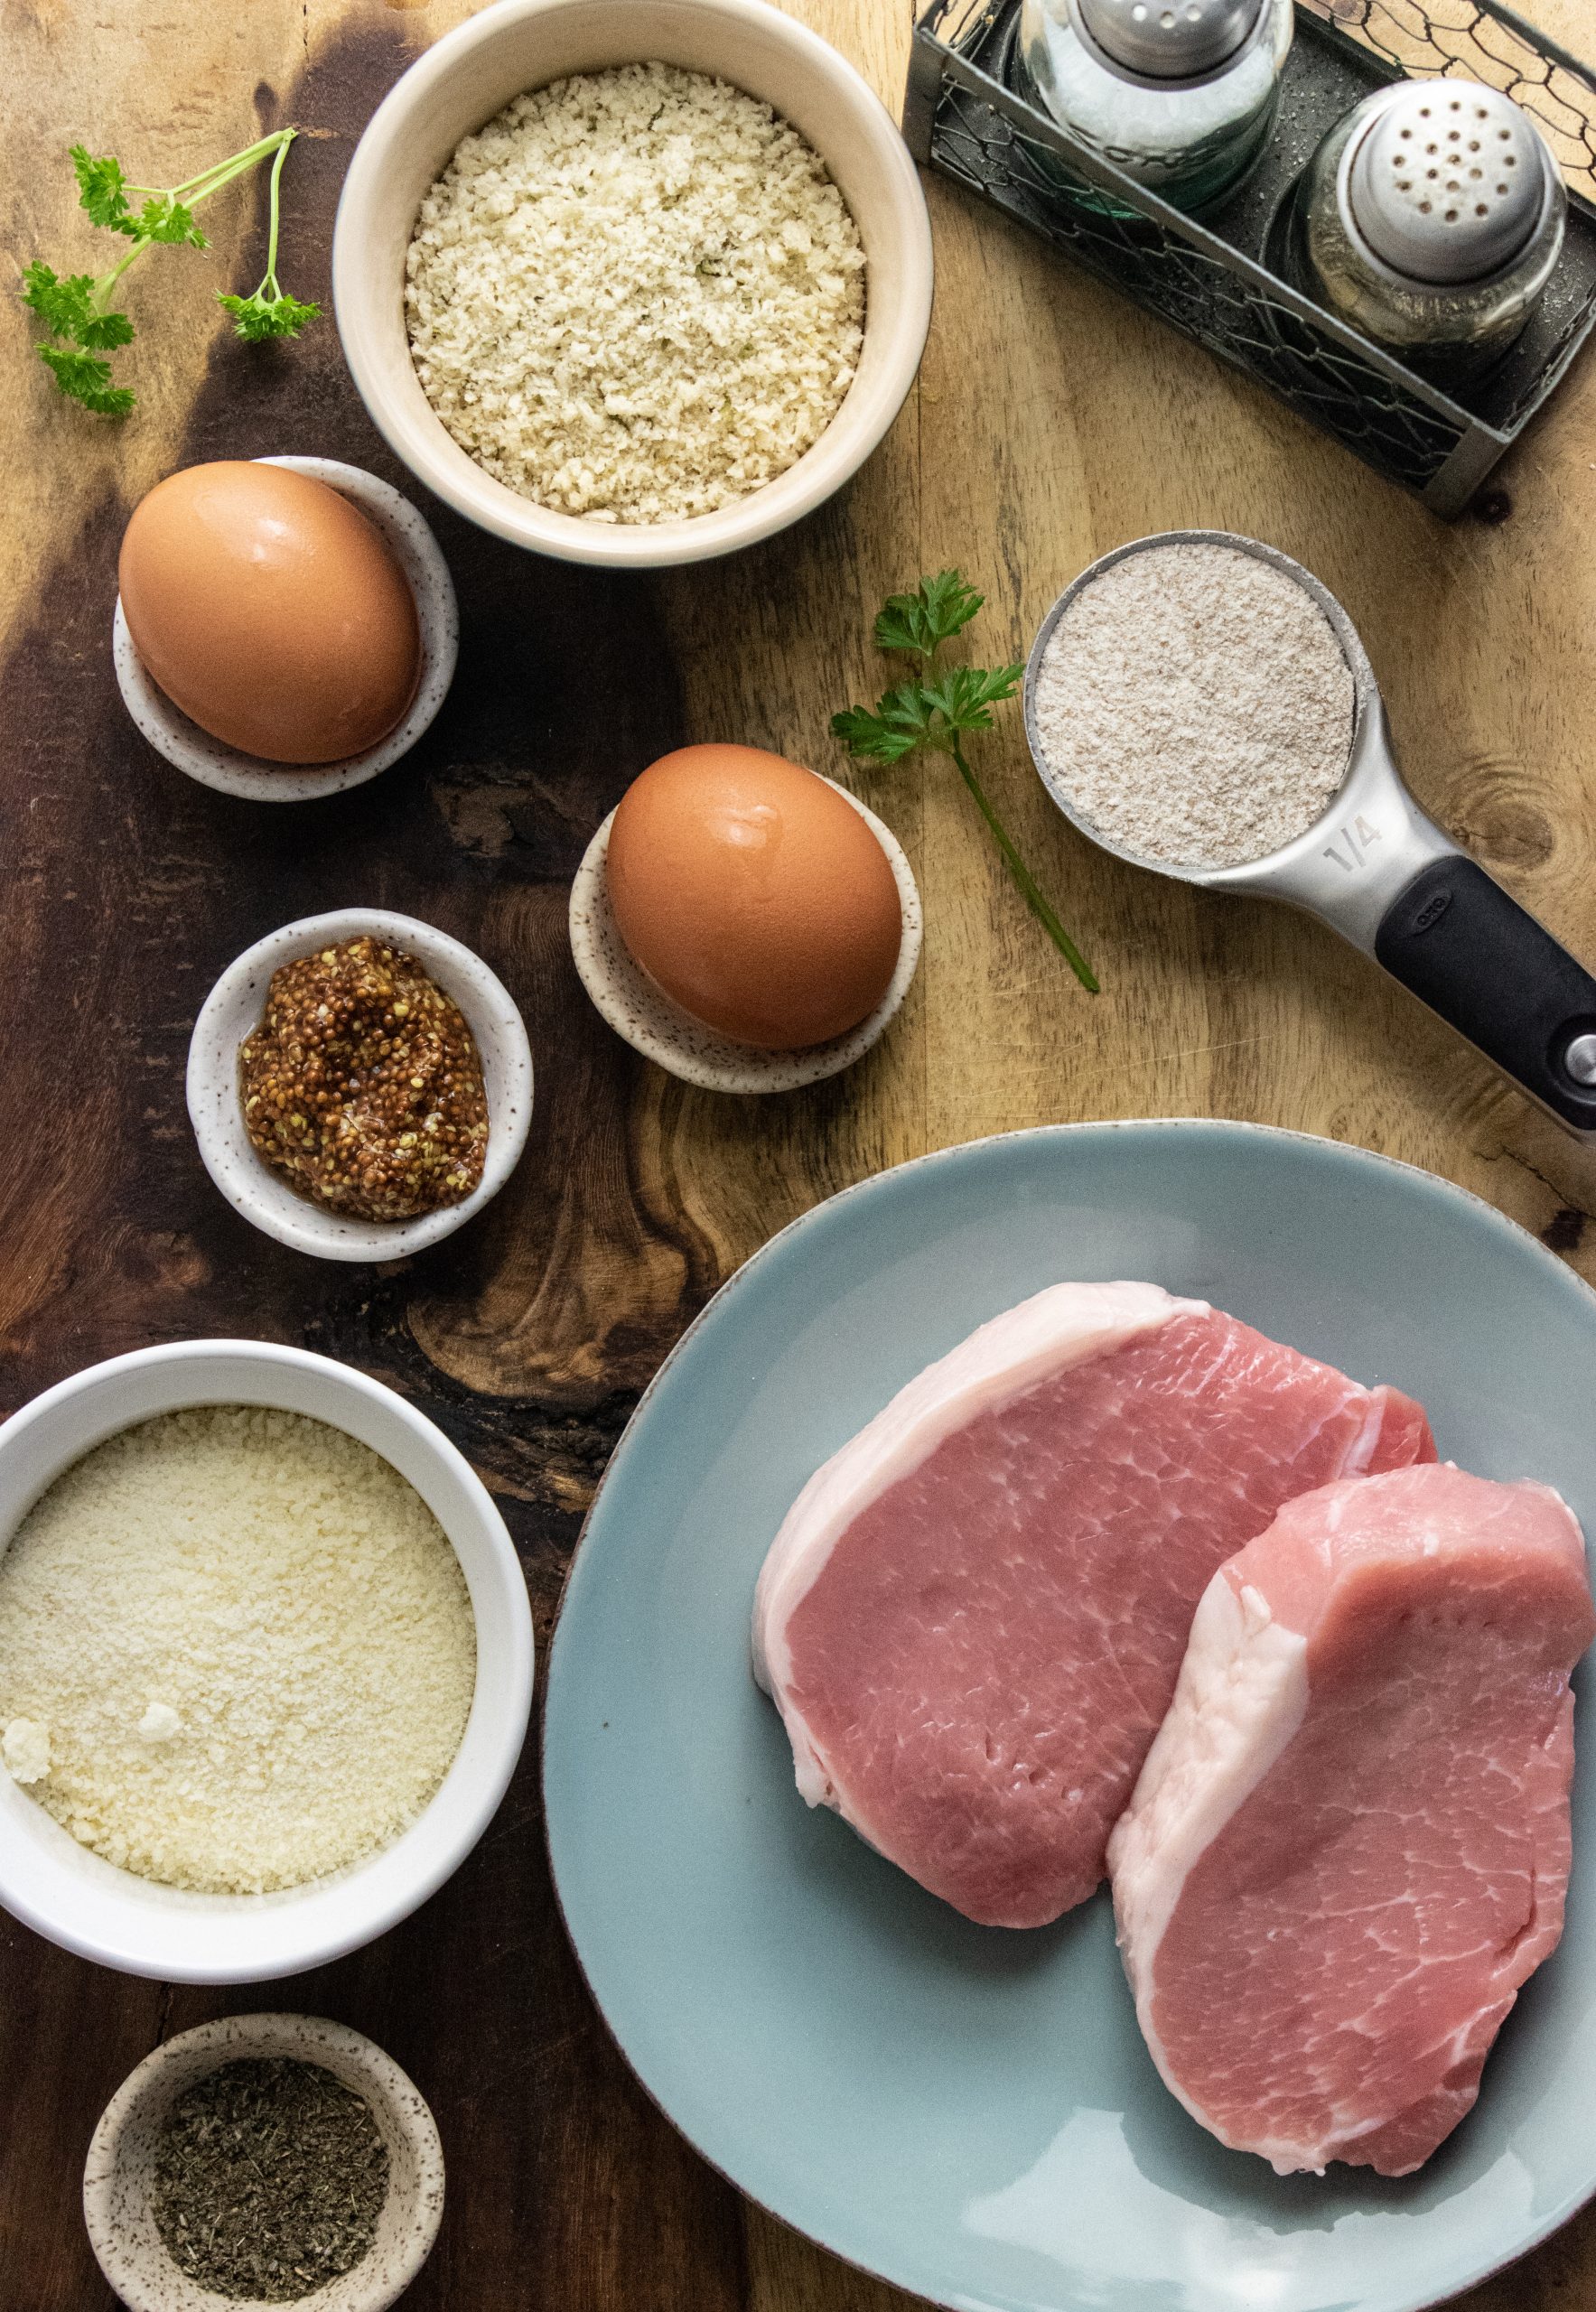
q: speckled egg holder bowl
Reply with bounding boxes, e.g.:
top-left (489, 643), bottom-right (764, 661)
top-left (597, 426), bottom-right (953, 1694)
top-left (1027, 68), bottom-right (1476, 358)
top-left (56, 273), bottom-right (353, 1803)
top-left (0, 1339), bottom-right (534, 1982)
top-left (569, 779), bottom-right (921, 1092)
top-left (331, 0), bottom-right (934, 569)
top-left (84, 2012), bottom-right (443, 2312)
top-left (112, 456), bottom-right (459, 801)
top-left (187, 907), bottom-right (533, 1261)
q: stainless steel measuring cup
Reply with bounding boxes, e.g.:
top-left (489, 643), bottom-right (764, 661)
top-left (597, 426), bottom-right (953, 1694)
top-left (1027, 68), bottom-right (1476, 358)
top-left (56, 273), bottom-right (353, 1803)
top-left (1023, 530), bottom-right (1596, 1135)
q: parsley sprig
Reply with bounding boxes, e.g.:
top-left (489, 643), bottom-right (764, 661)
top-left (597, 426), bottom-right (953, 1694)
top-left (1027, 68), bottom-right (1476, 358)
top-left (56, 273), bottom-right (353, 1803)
top-left (833, 573), bottom-right (1098, 992)
top-left (217, 135), bottom-right (322, 340)
top-left (23, 129), bottom-right (320, 415)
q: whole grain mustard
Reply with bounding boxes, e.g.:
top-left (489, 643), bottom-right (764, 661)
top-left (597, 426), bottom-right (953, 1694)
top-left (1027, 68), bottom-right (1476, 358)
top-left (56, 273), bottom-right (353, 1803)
top-left (239, 936), bottom-right (489, 1220)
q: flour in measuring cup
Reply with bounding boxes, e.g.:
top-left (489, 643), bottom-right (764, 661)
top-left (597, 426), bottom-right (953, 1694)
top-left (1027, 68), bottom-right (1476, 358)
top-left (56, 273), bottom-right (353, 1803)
top-left (1031, 543), bottom-right (1355, 871)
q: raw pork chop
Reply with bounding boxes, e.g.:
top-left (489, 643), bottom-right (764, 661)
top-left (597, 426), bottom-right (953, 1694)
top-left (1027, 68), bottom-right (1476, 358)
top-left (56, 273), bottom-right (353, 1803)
top-left (751, 1282), bottom-right (1433, 1927)
top-left (1110, 1463), bottom-right (1595, 2175)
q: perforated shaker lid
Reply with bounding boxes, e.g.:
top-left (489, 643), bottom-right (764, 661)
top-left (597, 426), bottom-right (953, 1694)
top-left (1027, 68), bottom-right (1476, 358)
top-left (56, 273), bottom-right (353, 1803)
top-left (1347, 84), bottom-right (1553, 284)
top-left (1076, 0), bottom-right (1263, 79)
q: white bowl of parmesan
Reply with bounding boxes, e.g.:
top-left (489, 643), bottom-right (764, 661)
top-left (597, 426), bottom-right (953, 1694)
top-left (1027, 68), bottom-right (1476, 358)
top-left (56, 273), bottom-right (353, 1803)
top-left (0, 1340), bottom-right (534, 1982)
top-left (331, 0), bottom-right (933, 565)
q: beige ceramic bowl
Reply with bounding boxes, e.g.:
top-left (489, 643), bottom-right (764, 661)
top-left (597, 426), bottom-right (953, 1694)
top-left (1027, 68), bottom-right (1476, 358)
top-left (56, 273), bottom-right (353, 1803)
top-left (331, 0), bottom-right (933, 566)
top-left (83, 2013), bottom-right (443, 2312)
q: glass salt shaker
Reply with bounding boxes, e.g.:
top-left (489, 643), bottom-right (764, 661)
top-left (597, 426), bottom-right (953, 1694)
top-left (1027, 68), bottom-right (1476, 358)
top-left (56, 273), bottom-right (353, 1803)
top-left (1291, 81), bottom-right (1566, 377)
top-left (1017, 0), bottom-right (1294, 216)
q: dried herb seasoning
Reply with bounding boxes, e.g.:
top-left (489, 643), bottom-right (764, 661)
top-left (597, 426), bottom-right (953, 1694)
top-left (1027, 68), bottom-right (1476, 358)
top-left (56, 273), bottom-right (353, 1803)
top-left (151, 2056), bottom-right (389, 2303)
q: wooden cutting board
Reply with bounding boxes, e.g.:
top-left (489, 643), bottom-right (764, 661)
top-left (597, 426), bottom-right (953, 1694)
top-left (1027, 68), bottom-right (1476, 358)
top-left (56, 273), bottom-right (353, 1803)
top-left (4, 2), bottom-right (1596, 2304)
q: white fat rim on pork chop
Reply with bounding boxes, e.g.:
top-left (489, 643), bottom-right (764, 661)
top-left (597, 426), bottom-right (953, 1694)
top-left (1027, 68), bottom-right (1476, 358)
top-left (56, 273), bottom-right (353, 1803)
top-left (751, 1279), bottom-right (1203, 1808)
top-left (1108, 1570), bottom-right (1312, 2170)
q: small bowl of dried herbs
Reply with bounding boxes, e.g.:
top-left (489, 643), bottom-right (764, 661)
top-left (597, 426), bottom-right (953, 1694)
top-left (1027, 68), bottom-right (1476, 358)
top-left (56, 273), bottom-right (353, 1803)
top-left (83, 2012), bottom-right (443, 2312)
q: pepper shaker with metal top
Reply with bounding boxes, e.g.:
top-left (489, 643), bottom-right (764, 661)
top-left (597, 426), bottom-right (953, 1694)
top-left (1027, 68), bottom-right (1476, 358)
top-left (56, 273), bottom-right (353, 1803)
top-left (1017, 0), bottom-right (1293, 215)
top-left (1291, 81), bottom-right (1567, 376)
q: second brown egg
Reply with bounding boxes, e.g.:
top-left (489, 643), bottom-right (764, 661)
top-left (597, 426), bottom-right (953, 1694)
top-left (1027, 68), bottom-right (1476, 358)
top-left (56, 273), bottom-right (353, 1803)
top-left (605, 744), bottom-right (904, 1051)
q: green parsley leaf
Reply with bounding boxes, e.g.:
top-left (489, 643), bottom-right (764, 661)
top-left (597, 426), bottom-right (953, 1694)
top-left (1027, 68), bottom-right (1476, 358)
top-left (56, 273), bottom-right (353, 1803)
top-left (70, 145), bottom-right (136, 234)
top-left (873, 570), bottom-right (985, 661)
top-left (921, 661), bottom-right (1024, 735)
top-left (832, 682), bottom-right (944, 763)
top-left (217, 287), bottom-right (322, 341)
top-left (21, 264), bottom-right (134, 350)
top-left (134, 194), bottom-right (207, 248)
top-left (76, 304), bottom-right (135, 350)
top-left (22, 262), bottom-right (98, 340)
top-left (36, 343), bottom-right (135, 415)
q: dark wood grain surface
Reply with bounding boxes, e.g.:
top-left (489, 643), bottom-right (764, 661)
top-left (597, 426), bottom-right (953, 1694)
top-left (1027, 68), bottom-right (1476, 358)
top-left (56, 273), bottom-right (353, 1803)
top-left (8, 0), bottom-right (1596, 2306)
top-left (0, 20), bottom-right (749, 2311)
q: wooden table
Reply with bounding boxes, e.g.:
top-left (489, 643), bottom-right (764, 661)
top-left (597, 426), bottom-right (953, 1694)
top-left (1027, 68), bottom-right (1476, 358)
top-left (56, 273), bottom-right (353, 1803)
top-left (6, 1), bottom-right (1596, 2304)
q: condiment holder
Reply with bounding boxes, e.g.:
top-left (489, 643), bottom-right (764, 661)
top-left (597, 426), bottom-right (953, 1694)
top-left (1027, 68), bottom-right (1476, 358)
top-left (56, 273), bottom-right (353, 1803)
top-left (84, 2013), bottom-right (443, 2312)
top-left (904, 0), bottom-right (1596, 517)
top-left (569, 781), bottom-right (922, 1093)
top-left (113, 457), bottom-right (458, 802)
top-left (187, 907), bottom-right (533, 1260)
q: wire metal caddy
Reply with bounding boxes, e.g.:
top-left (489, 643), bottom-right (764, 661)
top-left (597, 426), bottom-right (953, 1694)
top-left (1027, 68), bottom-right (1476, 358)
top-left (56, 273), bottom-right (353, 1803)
top-left (903, 0), bottom-right (1596, 514)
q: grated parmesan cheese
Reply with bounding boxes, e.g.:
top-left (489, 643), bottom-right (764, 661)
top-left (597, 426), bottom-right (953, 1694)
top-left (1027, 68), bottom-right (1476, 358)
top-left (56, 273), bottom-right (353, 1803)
top-left (0, 1406), bottom-right (477, 1895)
top-left (405, 61), bottom-right (867, 524)
top-left (2, 1718), bottom-right (50, 1785)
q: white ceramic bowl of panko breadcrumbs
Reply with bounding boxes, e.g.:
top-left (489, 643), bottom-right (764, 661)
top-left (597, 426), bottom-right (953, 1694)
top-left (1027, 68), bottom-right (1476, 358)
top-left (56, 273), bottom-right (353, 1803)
top-left (0, 1340), bottom-right (533, 1983)
top-left (331, 0), bottom-right (932, 565)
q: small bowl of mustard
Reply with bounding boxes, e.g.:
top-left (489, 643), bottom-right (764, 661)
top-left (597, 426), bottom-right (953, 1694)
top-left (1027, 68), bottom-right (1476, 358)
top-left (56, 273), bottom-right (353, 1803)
top-left (187, 908), bottom-right (534, 1261)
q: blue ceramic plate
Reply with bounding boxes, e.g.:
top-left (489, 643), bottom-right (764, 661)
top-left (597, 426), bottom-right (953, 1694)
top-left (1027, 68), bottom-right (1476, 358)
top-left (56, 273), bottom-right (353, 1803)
top-left (544, 1122), bottom-right (1596, 2312)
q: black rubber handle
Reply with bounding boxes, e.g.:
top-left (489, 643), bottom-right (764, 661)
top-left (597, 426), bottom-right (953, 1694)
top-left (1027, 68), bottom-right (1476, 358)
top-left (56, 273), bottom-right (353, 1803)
top-left (1374, 857), bottom-right (1596, 1131)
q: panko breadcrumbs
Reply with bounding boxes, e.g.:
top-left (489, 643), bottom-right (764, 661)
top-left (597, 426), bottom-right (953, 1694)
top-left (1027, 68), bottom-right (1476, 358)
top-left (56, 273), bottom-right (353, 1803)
top-left (0, 1405), bottom-right (476, 1894)
top-left (405, 61), bottom-right (867, 524)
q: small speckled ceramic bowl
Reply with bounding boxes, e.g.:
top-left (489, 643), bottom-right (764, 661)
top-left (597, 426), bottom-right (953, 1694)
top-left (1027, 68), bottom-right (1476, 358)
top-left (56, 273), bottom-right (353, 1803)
top-left (112, 456), bottom-right (459, 802)
top-left (187, 908), bottom-right (533, 1259)
top-left (84, 2012), bottom-right (444, 2312)
top-left (568, 779), bottom-right (920, 1092)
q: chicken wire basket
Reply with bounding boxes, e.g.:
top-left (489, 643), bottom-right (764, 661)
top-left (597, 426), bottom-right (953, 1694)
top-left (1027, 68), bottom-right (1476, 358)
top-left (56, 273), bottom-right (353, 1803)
top-left (904, 0), bottom-right (1596, 513)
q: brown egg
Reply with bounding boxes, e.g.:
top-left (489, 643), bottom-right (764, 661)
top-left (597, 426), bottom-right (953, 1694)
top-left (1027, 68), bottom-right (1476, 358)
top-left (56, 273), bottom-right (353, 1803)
top-left (606, 744), bottom-right (903, 1051)
top-left (118, 461), bottom-right (422, 765)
